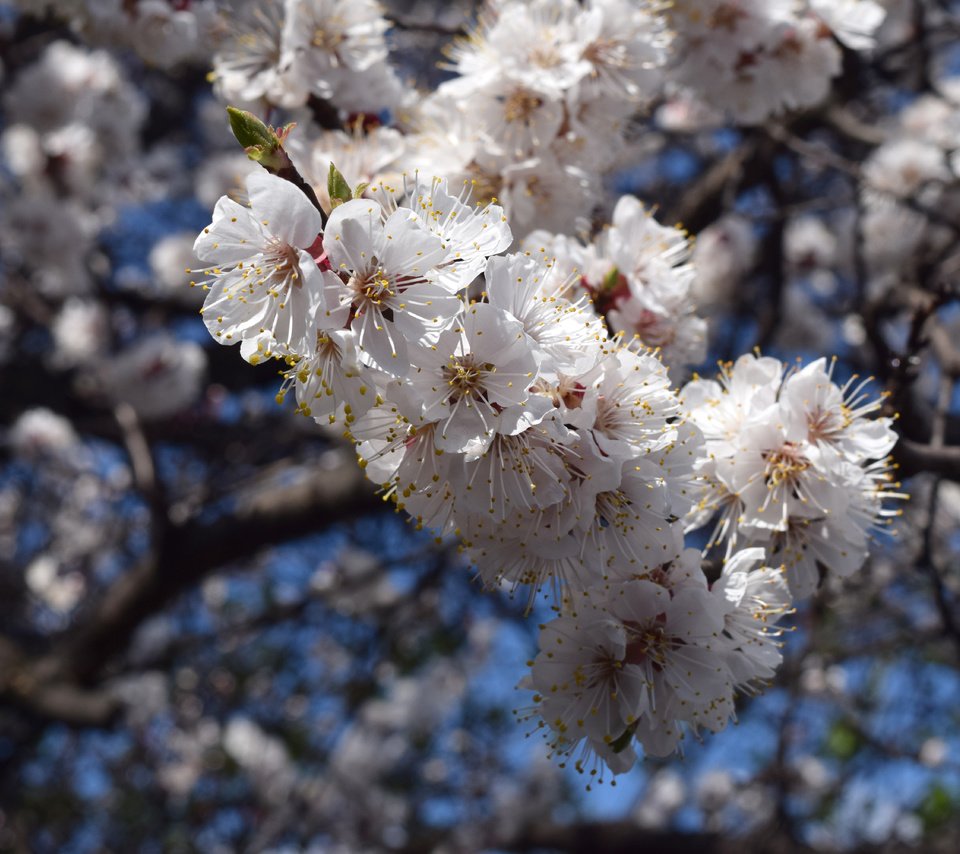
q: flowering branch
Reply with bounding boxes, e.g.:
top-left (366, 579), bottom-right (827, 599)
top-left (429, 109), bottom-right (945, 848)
top-left (226, 107), bottom-right (327, 223)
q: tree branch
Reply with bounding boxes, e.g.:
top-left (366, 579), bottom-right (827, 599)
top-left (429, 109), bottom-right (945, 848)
top-left (61, 450), bottom-right (384, 683)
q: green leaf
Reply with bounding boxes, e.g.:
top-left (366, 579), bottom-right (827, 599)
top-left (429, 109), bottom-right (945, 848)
top-left (328, 162), bottom-right (352, 207)
top-left (918, 783), bottom-right (956, 832)
top-left (825, 720), bottom-right (861, 760)
top-left (352, 181), bottom-right (369, 199)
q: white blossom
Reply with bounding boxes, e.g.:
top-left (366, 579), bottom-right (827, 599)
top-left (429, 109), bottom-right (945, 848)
top-left (193, 171), bottom-right (330, 355)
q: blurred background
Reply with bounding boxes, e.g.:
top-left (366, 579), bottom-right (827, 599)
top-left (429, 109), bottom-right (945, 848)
top-left (2, 1), bottom-right (960, 851)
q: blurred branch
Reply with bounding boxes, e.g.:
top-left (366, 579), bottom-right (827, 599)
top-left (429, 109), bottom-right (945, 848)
top-left (115, 540), bottom-right (454, 675)
top-left (494, 818), bottom-right (941, 854)
top-left (767, 124), bottom-right (960, 235)
top-left (63, 451), bottom-right (383, 682)
top-left (0, 452), bottom-right (386, 724)
top-left (755, 153), bottom-right (788, 350)
top-left (929, 321), bottom-right (960, 377)
top-left (824, 104), bottom-right (887, 146)
top-left (915, 369), bottom-right (960, 659)
top-left (387, 14), bottom-right (466, 36)
top-left (896, 438), bottom-right (960, 479)
top-left (113, 402), bottom-right (168, 543)
top-left (0, 638), bottom-right (120, 727)
top-left (866, 284), bottom-right (956, 425)
top-left (506, 824), bottom-right (731, 854)
top-left (665, 137), bottom-right (760, 233)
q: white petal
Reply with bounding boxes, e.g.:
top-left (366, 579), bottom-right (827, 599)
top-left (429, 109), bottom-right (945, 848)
top-left (247, 171), bottom-right (324, 249)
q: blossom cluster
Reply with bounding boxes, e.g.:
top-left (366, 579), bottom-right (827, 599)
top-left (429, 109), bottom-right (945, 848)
top-left (212, 0), bottom-right (408, 116)
top-left (859, 91), bottom-right (960, 298)
top-left (1, 0), bottom-right (908, 781)
top-left (523, 548), bottom-right (790, 778)
top-left (522, 196), bottom-right (706, 376)
top-left (9, 0), bottom-right (222, 67)
top-left (681, 354), bottom-right (902, 598)
top-left (270, 0), bottom-right (675, 238)
top-left (194, 0), bottom-right (892, 240)
top-left (189, 147), bottom-right (895, 776)
top-left (410, 0), bottom-right (670, 236)
top-left (0, 35), bottom-right (213, 420)
top-left (665, 0), bottom-right (886, 125)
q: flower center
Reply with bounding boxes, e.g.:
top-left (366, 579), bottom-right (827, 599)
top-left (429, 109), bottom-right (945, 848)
top-left (634, 309), bottom-right (675, 347)
top-left (624, 622), bottom-right (669, 669)
top-left (264, 238), bottom-right (303, 288)
top-left (529, 45), bottom-right (562, 69)
top-left (503, 89), bottom-right (543, 123)
top-left (312, 26), bottom-right (344, 51)
top-left (443, 355), bottom-right (494, 403)
top-left (348, 267), bottom-right (394, 307)
top-left (595, 489), bottom-right (632, 532)
top-left (466, 164), bottom-right (500, 206)
top-left (807, 406), bottom-right (845, 442)
top-left (763, 443), bottom-right (810, 488)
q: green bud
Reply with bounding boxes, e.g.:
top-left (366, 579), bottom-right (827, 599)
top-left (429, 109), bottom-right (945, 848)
top-left (226, 107), bottom-right (295, 171)
top-left (227, 107), bottom-right (277, 152)
top-left (224, 106), bottom-right (325, 223)
top-left (328, 162), bottom-right (353, 207)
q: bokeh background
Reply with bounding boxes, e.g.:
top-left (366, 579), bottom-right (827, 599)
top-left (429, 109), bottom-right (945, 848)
top-left (2, 1), bottom-right (960, 851)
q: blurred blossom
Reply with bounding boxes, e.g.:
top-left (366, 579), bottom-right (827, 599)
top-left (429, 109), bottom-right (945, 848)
top-left (9, 408), bottom-right (80, 461)
top-left (109, 671), bottom-right (170, 727)
top-left (695, 770), bottom-right (735, 813)
top-left (796, 755), bottom-right (831, 793)
top-left (691, 213), bottom-right (757, 311)
top-left (801, 657), bottom-right (828, 695)
top-left (2, 124), bottom-right (45, 179)
top-left (51, 298), bottom-right (109, 368)
top-left (900, 94), bottom-right (960, 150)
top-left (919, 737), bottom-right (948, 767)
top-left (3, 40), bottom-right (146, 167)
top-left (26, 554), bottom-right (85, 612)
top-left (731, 785), bottom-right (775, 832)
top-left (0, 304), bottom-right (15, 363)
top-left (223, 717), bottom-right (297, 804)
top-left (894, 813), bottom-right (924, 845)
top-left (825, 665), bottom-right (849, 694)
top-left (160, 718), bottom-right (223, 798)
top-left (863, 138), bottom-right (951, 201)
top-left (635, 769), bottom-right (686, 828)
top-left (656, 91), bottom-right (724, 132)
top-left (842, 314), bottom-right (868, 347)
top-left (785, 215), bottom-right (839, 272)
top-left (774, 286), bottom-right (835, 352)
top-left (148, 232), bottom-right (206, 304)
top-left (195, 151), bottom-right (259, 208)
top-left (94, 335), bottom-right (207, 420)
top-left (0, 192), bottom-right (97, 296)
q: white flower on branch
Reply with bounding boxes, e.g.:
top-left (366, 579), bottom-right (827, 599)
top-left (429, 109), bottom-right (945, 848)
top-left (192, 171), bottom-right (330, 355)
